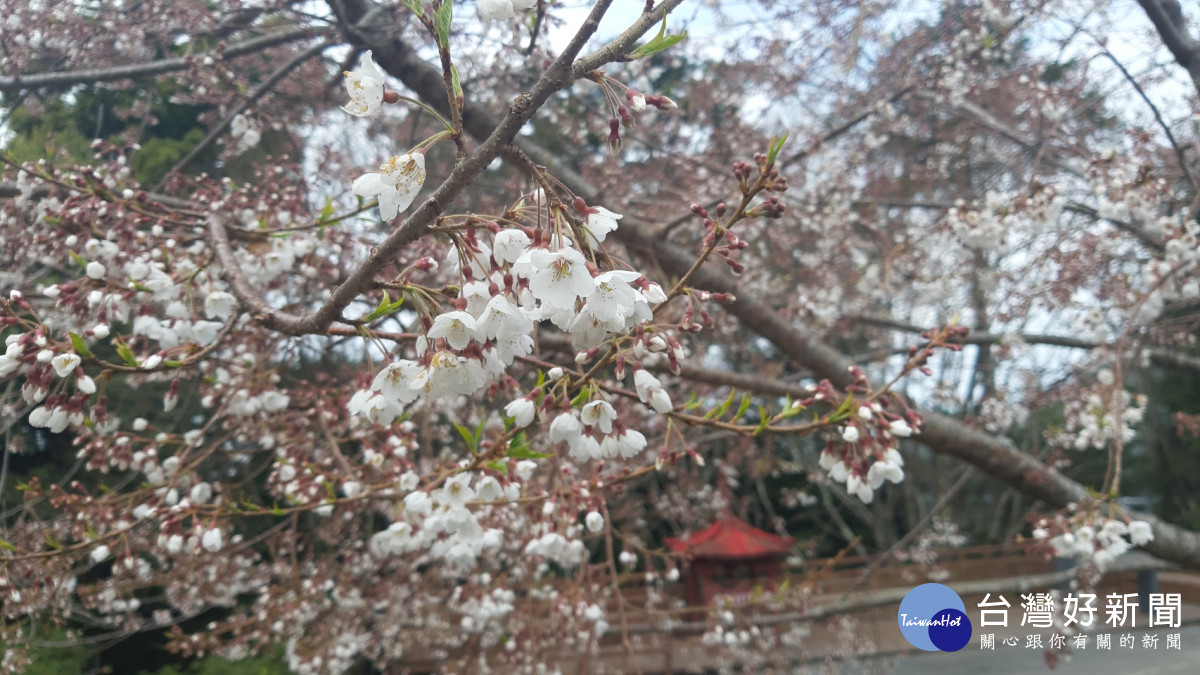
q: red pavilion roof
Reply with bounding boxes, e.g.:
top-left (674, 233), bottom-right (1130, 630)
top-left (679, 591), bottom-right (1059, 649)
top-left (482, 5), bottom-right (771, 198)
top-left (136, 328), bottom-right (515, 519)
top-left (665, 516), bottom-right (794, 560)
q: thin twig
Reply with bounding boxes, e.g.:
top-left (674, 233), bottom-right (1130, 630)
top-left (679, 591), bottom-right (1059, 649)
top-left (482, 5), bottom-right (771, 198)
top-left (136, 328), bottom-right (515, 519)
top-left (156, 40), bottom-right (332, 189)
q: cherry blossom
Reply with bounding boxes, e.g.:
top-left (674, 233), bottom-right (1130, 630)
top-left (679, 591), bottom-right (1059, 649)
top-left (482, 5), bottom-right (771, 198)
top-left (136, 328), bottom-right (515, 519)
top-left (352, 153), bottom-right (427, 221)
top-left (341, 50), bottom-right (386, 117)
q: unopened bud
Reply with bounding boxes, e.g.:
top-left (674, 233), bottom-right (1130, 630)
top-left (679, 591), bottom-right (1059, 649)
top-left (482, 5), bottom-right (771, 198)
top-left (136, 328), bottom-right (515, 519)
top-left (607, 118), bottom-right (622, 153)
top-left (648, 95), bottom-right (677, 111)
top-left (383, 90), bottom-right (402, 104)
top-left (618, 105), bottom-right (634, 127)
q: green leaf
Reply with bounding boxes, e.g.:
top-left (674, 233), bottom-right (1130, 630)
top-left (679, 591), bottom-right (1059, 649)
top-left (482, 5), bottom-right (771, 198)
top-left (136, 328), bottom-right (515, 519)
top-left (830, 393), bottom-right (856, 421)
top-left (403, 0), bottom-right (424, 17)
top-left (486, 459), bottom-right (508, 475)
top-left (682, 391), bottom-right (703, 411)
top-left (114, 339), bottom-right (138, 367)
top-left (452, 422), bottom-right (476, 453)
top-left (0, 537), bottom-right (16, 552)
top-left (435, 1), bottom-right (453, 47)
top-left (163, 360), bottom-right (185, 369)
top-left (570, 384), bottom-right (592, 408)
top-left (508, 447), bottom-right (553, 460)
top-left (753, 406), bottom-right (771, 436)
top-left (362, 289), bottom-right (405, 323)
top-left (451, 64), bottom-right (463, 107)
top-left (69, 332), bottom-right (92, 358)
top-left (629, 17), bottom-right (687, 59)
top-left (509, 430), bottom-right (527, 451)
top-left (767, 133), bottom-right (790, 165)
top-left (705, 389), bottom-right (737, 421)
top-left (734, 393), bottom-right (753, 421)
top-left (777, 395), bottom-right (803, 419)
top-left (317, 196), bottom-right (335, 238)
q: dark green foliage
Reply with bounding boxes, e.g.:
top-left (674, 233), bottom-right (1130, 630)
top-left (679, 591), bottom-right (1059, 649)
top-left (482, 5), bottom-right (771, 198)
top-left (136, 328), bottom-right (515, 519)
top-left (3, 83), bottom-right (219, 184)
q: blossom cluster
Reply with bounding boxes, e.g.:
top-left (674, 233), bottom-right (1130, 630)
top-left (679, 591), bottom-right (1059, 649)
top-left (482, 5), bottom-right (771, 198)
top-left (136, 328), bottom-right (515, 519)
top-left (347, 221), bottom-right (671, 433)
top-left (1047, 370), bottom-right (1146, 451)
top-left (818, 390), bottom-right (919, 503)
top-left (1032, 509), bottom-right (1155, 571)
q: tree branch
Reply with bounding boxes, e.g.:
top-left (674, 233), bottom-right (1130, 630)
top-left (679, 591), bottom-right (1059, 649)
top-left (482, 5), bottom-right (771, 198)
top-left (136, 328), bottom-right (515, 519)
top-left (855, 313), bottom-right (1200, 373)
top-left (1137, 0), bottom-right (1200, 97)
top-left (0, 27), bottom-right (327, 93)
top-left (157, 40), bottom-right (332, 188)
top-left (207, 0), bottom-right (686, 336)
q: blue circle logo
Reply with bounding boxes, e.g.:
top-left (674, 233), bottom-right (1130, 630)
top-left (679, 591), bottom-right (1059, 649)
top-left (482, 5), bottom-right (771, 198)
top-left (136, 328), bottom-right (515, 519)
top-left (897, 583), bottom-right (972, 652)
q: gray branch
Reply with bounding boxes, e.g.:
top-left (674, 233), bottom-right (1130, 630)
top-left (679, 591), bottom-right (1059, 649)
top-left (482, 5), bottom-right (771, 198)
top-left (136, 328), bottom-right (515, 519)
top-left (0, 27), bottom-right (327, 93)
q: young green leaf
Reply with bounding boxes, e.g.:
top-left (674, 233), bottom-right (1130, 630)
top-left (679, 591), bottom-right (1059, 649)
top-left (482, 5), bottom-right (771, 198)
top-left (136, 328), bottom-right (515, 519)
top-left (629, 17), bottom-right (687, 59)
top-left (362, 290), bottom-right (406, 323)
top-left (452, 421), bottom-right (476, 453)
top-left (451, 64), bottom-right (463, 108)
top-left (734, 393), bottom-right (753, 421)
top-left (68, 332), bottom-right (92, 358)
top-left (114, 339), bottom-right (138, 367)
top-left (508, 447), bottom-right (553, 460)
top-left (435, 1), bottom-right (453, 47)
top-left (767, 133), bottom-right (790, 165)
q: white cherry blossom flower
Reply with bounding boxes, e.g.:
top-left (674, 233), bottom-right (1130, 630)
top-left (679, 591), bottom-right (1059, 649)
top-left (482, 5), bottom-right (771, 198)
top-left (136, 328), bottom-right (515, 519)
top-left (649, 389), bottom-right (672, 414)
top-left (586, 270), bottom-right (641, 323)
top-left (428, 311), bottom-right (480, 350)
top-left (348, 390), bottom-right (402, 426)
top-left (613, 429), bottom-right (646, 458)
top-left (434, 473), bottom-right (476, 508)
top-left (204, 291), bottom-right (238, 320)
top-left (570, 434), bottom-right (603, 461)
top-left (889, 419), bottom-right (914, 437)
top-left (527, 248), bottom-right (593, 309)
top-left (76, 375), bottom-right (96, 395)
top-left (847, 474), bottom-right (873, 503)
top-left (866, 458), bottom-right (904, 489)
top-left (475, 475), bottom-right (504, 502)
top-left (505, 397), bottom-right (536, 427)
top-left (412, 350), bottom-right (487, 398)
top-left (478, 0), bottom-right (536, 23)
top-left (1129, 520), bottom-right (1154, 546)
top-left (493, 228), bottom-right (531, 264)
top-left (585, 511), bottom-right (605, 532)
top-left (91, 545), bottom-right (110, 563)
top-left (841, 425), bottom-right (860, 443)
top-left (353, 153), bottom-right (427, 221)
top-left (372, 360), bottom-right (423, 404)
top-left (585, 207), bottom-right (622, 243)
top-left (201, 528), bottom-right (224, 552)
top-left (342, 51), bottom-right (386, 117)
top-left (51, 353), bottom-right (81, 377)
top-left (478, 295), bottom-right (532, 340)
top-left (514, 460), bottom-right (537, 481)
top-left (641, 282), bottom-right (668, 304)
top-left (549, 411), bottom-right (582, 444)
top-left (580, 400), bottom-right (617, 434)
